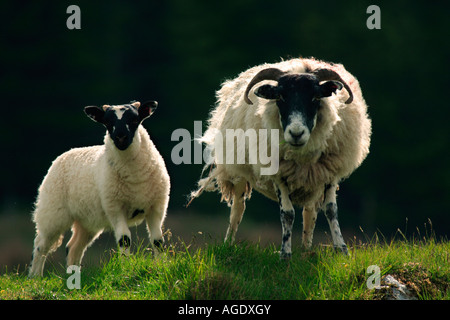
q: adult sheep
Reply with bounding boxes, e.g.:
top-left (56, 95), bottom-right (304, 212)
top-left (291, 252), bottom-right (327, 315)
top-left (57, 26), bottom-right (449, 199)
top-left (190, 57), bottom-right (371, 258)
top-left (29, 101), bottom-right (170, 277)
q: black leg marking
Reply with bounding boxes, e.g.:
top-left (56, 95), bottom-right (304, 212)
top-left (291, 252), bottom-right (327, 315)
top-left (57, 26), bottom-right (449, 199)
top-left (153, 239), bottom-right (164, 250)
top-left (280, 209), bottom-right (295, 259)
top-left (275, 181), bottom-right (295, 259)
top-left (281, 209), bottom-right (295, 225)
top-left (282, 232), bottom-right (291, 243)
top-left (275, 188), bottom-right (282, 203)
top-left (323, 202), bottom-right (348, 255)
top-left (118, 235), bottom-right (131, 248)
top-left (324, 203), bottom-right (338, 221)
top-left (132, 209), bottom-right (144, 218)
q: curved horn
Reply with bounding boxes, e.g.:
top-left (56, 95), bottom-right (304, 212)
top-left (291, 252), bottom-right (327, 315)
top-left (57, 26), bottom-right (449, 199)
top-left (244, 68), bottom-right (286, 105)
top-left (313, 68), bottom-right (354, 104)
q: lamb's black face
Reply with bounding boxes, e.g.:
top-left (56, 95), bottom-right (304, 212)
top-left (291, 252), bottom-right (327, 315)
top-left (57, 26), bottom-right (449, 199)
top-left (84, 101), bottom-right (157, 151)
top-left (102, 105), bottom-right (140, 150)
top-left (254, 74), bottom-right (343, 147)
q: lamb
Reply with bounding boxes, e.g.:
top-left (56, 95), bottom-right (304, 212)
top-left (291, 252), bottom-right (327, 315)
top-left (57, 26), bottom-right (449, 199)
top-left (29, 101), bottom-right (170, 277)
top-left (190, 57), bottom-right (371, 258)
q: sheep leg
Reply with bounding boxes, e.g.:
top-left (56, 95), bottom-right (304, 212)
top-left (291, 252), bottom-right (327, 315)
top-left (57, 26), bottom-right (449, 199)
top-left (29, 231), bottom-right (64, 277)
top-left (225, 180), bottom-right (248, 244)
top-left (302, 206), bottom-right (318, 250)
top-left (145, 212), bottom-right (165, 251)
top-left (66, 221), bottom-right (101, 266)
top-left (109, 213), bottom-right (132, 255)
top-left (322, 184), bottom-right (348, 255)
top-left (275, 181), bottom-right (295, 259)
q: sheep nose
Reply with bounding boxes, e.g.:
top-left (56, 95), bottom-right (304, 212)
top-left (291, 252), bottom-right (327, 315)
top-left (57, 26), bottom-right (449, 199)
top-left (116, 135), bottom-right (127, 144)
top-left (117, 134), bottom-right (126, 141)
top-left (288, 129), bottom-right (304, 139)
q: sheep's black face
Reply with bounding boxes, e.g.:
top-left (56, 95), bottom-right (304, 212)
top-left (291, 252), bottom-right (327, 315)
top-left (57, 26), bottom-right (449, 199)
top-left (103, 106), bottom-right (140, 150)
top-left (84, 101), bottom-right (157, 151)
top-left (255, 74), bottom-right (343, 147)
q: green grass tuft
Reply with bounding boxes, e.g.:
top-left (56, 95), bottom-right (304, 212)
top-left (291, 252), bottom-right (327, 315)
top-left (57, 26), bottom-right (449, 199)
top-left (1, 235), bottom-right (449, 300)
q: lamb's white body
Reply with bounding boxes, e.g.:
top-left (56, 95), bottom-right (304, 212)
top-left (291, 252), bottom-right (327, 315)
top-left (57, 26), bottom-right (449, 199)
top-left (192, 57), bottom-right (371, 256)
top-left (30, 124), bottom-right (170, 277)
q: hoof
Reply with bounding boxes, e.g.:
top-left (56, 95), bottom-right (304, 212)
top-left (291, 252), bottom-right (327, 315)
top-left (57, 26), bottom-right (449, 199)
top-left (153, 239), bottom-right (164, 251)
top-left (334, 245), bottom-right (349, 256)
top-left (280, 251), bottom-right (292, 260)
top-left (118, 235), bottom-right (131, 249)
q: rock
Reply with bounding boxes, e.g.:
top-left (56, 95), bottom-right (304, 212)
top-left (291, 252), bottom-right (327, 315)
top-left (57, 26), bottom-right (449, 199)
top-left (382, 274), bottom-right (417, 300)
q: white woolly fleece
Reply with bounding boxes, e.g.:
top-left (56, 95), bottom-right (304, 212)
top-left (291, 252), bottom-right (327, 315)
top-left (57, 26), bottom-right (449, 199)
top-left (193, 57), bottom-right (371, 208)
top-left (30, 125), bottom-right (170, 276)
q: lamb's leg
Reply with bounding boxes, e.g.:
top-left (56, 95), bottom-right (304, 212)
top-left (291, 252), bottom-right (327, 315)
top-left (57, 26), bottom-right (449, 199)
top-left (322, 183), bottom-right (348, 255)
top-left (145, 211), bottom-right (165, 251)
top-left (302, 206), bottom-right (318, 250)
top-left (66, 221), bottom-right (101, 266)
top-left (224, 180), bottom-right (248, 244)
top-left (109, 213), bottom-right (132, 255)
top-left (274, 180), bottom-right (295, 259)
top-left (29, 208), bottom-right (70, 277)
top-left (29, 231), bottom-right (64, 277)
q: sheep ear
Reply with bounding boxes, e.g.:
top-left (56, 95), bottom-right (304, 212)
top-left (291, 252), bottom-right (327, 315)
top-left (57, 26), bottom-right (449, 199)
top-left (84, 106), bottom-right (105, 123)
top-left (317, 81), bottom-right (343, 99)
top-left (138, 100), bottom-right (158, 121)
top-left (254, 84), bottom-right (280, 101)
top-left (130, 101), bottom-right (141, 108)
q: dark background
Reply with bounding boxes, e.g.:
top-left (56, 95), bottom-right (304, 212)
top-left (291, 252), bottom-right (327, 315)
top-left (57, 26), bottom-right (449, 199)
top-left (0, 1), bottom-right (448, 271)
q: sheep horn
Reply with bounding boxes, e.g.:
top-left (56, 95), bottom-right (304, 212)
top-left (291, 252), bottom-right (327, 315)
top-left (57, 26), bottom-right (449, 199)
top-left (244, 68), bottom-right (286, 105)
top-left (312, 68), bottom-right (354, 104)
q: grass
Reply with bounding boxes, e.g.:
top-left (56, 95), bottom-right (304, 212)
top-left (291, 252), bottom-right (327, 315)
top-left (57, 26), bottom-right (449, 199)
top-left (0, 232), bottom-right (449, 300)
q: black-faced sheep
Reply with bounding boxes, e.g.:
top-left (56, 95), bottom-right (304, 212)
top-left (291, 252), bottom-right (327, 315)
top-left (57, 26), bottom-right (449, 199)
top-left (29, 101), bottom-right (170, 277)
top-left (190, 57), bottom-right (371, 258)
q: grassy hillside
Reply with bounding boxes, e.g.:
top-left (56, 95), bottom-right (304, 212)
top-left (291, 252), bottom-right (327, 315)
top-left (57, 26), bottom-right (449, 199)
top-left (1, 235), bottom-right (449, 300)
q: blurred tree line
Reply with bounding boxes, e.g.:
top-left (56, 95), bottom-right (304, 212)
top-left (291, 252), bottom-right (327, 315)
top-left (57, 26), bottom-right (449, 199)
top-left (0, 1), bottom-right (448, 238)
